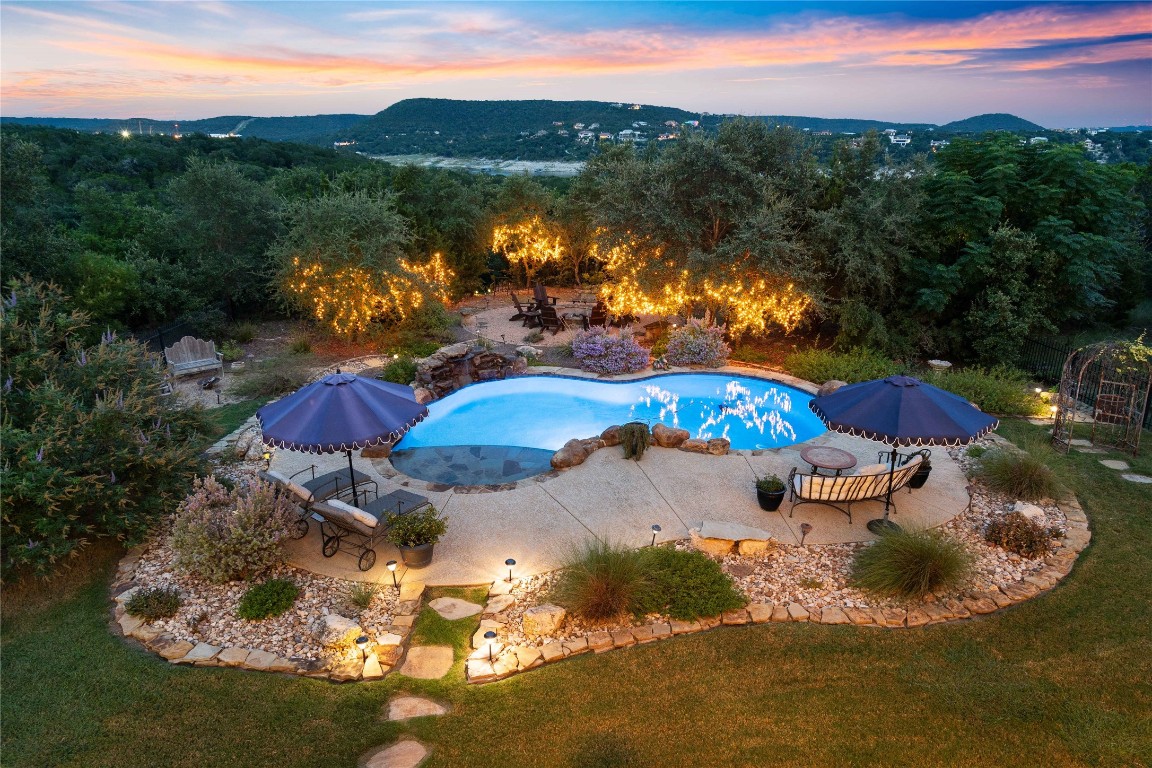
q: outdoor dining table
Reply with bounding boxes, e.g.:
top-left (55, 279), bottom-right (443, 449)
top-left (799, 445), bottom-right (858, 476)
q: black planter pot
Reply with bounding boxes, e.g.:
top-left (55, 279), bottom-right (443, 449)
top-left (398, 542), bottom-right (435, 568)
top-left (757, 487), bottom-right (786, 512)
top-left (908, 462), bottom-right (932, 489)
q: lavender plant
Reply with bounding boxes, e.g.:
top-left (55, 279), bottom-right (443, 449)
top-left (664, 322), bottom-right (730, 367)
top-left (170, 476), bottom-right (298, 583)
top-left (572, 327), bottom-right (650, 374)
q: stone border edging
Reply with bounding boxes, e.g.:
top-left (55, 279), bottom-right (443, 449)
top-left (462, 490), bottom-right (1090, 685)
top-left (110, 552), bottom-right (425, 682)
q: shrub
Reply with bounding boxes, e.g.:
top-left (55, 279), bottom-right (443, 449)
top-left (920, 365), bottom-right (1044, 416)
top-left (976, 449), bottom-right (1059, 501)
top-left (619, 422), bottom-right (650, 461)
top-left (966, 445), bottom-right (988, 459)
top-left (288, 334), bottom-right (312, 354)
top-left (379, 356), bottom-right (418, 385)
top-left (229, 322), bottom-right (258, 344)
top-left (523, 330), bottom-right (544, 344)
top-left (572, 327), bottom-right (650, 374)
top-left (852, 529), bottom-right (972, 599)
top-left (664, 322), bottom-right (730, 367)
top-left (237, 578), bottom-right (299, 620)
top-left (232, 361), bottom-right (311, 398)
top-left (219, 341), bottom-right (244, 362)
top-left (731, 344), bottom-right (769, 364)
top-left (0, 278), bottom-right (209, 578)
top-left (984, 512), bottom-right (1054, 559)
top-left (384, 506), bottom-right (447, 547)
top-left (633, 547), bottom-right (746, 621)
top-left (170, 476), bottom-right (299, 583)
top-left (549, 540), bottom-right (649, 621)
top-left (125, 585), bottom-right (182, 621)
top-left (784, 347), bottom-right (899, 384)
top-left (756, 474), bottom-right (785, 492)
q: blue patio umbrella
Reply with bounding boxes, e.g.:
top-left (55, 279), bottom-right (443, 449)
top-left (809, 375), bottom-right (998, 532)
top-left (257, 372), bottom-right (428, 506)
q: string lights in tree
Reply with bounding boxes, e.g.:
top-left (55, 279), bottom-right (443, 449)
top-left (491, 215), bottom-right (565, 283)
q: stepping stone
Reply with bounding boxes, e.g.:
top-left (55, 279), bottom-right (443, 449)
top-left (1069, 438), bottom-right (1094, 447)
top-left (1120, 474), bottom-right (1152, 484)
top-left (388, 696), bottom-right (448, 720)
top-left (362, 740), bottom-right (429, 768)
top-left (397, 646), bottom-right (454, 679)
top-left (427, 597), bottom-right (483, 620)
top-left (1100, 459), bottom-right (1130, 470)
top-left (1075, 447), bottom-right (1108, 454)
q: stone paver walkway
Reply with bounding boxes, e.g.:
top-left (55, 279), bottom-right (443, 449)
top-left (427, 597), bottom-right (483, 620)
top-left (362, 740), bottom-right (428, 768)
top-left (388, 696), bottom-right (448, 720)
top-left (396, 646), bottom-right (454, 680)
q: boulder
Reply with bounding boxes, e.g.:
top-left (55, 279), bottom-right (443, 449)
top-left (738, 539), bottom-right (778, 556)
top-left (516, 345), bottom-right (542, 359)
top-left (361, 443), bottom-right (392, 459)
top-left (652, 423), bottom-right (690, 448)
top-left (551, 438), bottom-right (592, 469)
top-left (689, 527), bottom-right (735, 558)
top-left (706, 438), bottom-right (730, 456)
top-left (1013, 502), bottom-right (1048, 523)
top-left (485, 594), bottom-right (516, 614)
top-left (512, 357), bottom-right (529, 374)
top-left (600, 425), bottom-right (622, 447)
top-left (413, 387), bottom-right (435, 405)
top-left (679, 439), bottom-right (709, 454)
top-left (522, 604), bottom-right (566, 638)
top-left (310, 613), bottom-right (363, 649)
top-left (817, 380), bottom-right (848, 397)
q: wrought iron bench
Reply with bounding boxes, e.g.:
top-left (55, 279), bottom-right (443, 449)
top-left (787, 450), bottom-right (930, 523)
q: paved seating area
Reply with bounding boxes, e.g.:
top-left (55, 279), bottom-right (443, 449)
top-left (276, 380), bottom-right (971, 586)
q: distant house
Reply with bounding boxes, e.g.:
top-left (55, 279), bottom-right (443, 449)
top-left (598, 132), bottom-right (613, 140)
top-left (208, 133), bottom-right (240, 139)
top-left (813, 130), bottom-right (833, 136)
top-left (1029, 136), bottom-right (1049, 144)
top-left (552, 121), bottom-right (564, 126)
top-left (883, 128), bottom-right (897, 136)
top-left (629, 104), bottom-right (642, 110)
top-left (573, 123), bottom-right (586, 130)
top-left (889, 134), bottom-right (912, 146)
top-left (657, 132), bottom-right (679, 141)
top-left (683, 120), bottom-right (699, 128)
top-left (664, 120), bottom-right (679, 127)
top-left (610, 103), bottom-right (623, 109)
top-left (557, 130), bottom-right (569, 136)
top-left (588, 123), bottom-right (600, 130)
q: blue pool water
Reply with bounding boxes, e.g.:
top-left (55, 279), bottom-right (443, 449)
top-left (397, 373), bottom-right (825, 452)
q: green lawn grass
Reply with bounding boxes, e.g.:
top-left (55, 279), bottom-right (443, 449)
top-left (202, 397), bottom-right (269, 440)
top-left (3, 421), bottom-right (1150, 767)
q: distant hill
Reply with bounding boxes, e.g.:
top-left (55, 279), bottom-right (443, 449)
top-left (756, 115), bottom-right (935, 133)
top-left (939, 113), bottom-right (1045, 133)
top-left (0, 114), bottom-right (369, 143)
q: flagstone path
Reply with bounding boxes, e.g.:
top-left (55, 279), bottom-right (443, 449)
top-left (427, 597), bottom-right (483, 620)
top-left (388, 696), bottom-right (449, 720)
top-left (396, 646), bottom-right (454, 680)
top-left (362, 740), bottom-right (429, 768)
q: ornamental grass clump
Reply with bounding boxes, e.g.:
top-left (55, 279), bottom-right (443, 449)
top-left (572, 327), bottom-right (650, 374)
top-left (976, 448), bottom-right (1059, 501)
top-left (664, 322), bottom-right (730, 367)
top-left (170, 476), bottom-right (299, 584)
top-left (619, 422), bottom-right (650, 461)
top-left (549, 540), bottom-right (650, 621)
top-left (852, 529), bottom-right (972, 599)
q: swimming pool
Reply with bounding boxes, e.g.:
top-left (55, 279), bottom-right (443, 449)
top-left (397, 373), bottom-right (825, 453)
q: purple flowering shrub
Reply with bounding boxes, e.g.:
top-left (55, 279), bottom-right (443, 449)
top-left (170, 476), bottom-right (299, 583)
top-left (665, 322), bottom-right (731, 368)
top-left (572, 327), bottom-right (650, 374)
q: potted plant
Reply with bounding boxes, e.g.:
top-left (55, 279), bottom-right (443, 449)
top-left (755, 474), bottom-right (787, 511)
top-left (385, 506), bottom-right (447, 568)
top-left (908, 459), bottom-right (933, 489)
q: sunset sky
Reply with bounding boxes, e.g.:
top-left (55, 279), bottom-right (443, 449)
top-left (2, 1), bottom-right (1149, 127)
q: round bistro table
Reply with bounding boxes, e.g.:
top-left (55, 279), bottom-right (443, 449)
top-left (799, 445), bottom-right (858, 476)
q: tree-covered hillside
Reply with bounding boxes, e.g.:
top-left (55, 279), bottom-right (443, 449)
top-left (939, 113), bottom-right (1045, 132)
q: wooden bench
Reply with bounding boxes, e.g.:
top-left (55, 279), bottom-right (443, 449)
top-left (163, 336), bottom-right (223, 378)
top-left (787, 450), bottom-right (930, 523)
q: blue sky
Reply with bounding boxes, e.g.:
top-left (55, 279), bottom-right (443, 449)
top-left (1, 1), bottom-right (1149, 126)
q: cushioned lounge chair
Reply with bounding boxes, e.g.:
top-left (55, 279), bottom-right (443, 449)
top-left (311, 489), bottom-right (432, 571)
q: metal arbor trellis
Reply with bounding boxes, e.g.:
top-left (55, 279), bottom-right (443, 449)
top-left (1052, 340), bottom-right (1152, 456)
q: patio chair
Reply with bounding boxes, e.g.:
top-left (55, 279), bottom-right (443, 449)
top-left (258, 469), bottom-right (318, 539)
top-left (587, 301), bottom-right (609, 329)
top-left (510, 292), bottom-right (541, 327)
top-left (539, 305), bottom-right (568, 335)
top-left (311, 488), bottom-right (431, 571)
top-left (289, 464), bottom-right (379, 507)
top-left (532, 281), bottom-right (558, 307)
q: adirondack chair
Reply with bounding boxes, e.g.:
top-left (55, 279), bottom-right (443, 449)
top-left (539, 305), bottom-right (568, 335)
top-left (510, 292), bottom-right (541, 327)
top-left (532, 281), bottom-right (558, 307)
top-left (163, 336), bottom-right (224, 378)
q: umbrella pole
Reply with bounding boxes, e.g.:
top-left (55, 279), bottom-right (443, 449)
top-left (866, 447), bottom-right (902, 535)
top-left (347, 449), bottom-right (361, 509)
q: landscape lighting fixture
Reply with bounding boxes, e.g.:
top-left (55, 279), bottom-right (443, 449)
top-left (505, 558), bottom-right (516, 582)
top-left (386, 559), bottom-right (398, 588)
top-left (484, 630), bottom-right (498, 662)
top-left (651, 524), bottom-right (662, 547)
top-left (355, 635), bottom-right (369, 658)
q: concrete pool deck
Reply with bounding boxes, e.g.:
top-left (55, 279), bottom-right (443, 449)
top-left (275, 368), bottom-right (973, 587)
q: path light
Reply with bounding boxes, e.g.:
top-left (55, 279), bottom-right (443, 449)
top-left (505, 558), bottom-right (516, 582)
top-left (355, 635), bottom-right (369, 659)
top-left (1034, 387), bottom-right (1043, 394)
top-left (651, 524), bottom-right (662, 547)
top-left (484, 630), bottom-right (497, 663)
top-left (386, 560), bottom-right (399, 588)
top-left (800, 523), bottom-right (812, 546)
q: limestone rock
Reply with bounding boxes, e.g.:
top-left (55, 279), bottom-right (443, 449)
top-left (611, 629), bottom-right (636, 648)
top-left (819, 606), bottom-right (850, 625)
top-left (362, 653), bottom-right (386, 680)
top-left (563, 636), bottom-right (589, 655)
top-left (516, 345), bottom-right (542, 359)
top-left (389, 696), bottom-right (448, 720)
top-left (706, 438), bottom-right (730, 455)
top-left (679, 439), bottom-right (709, 454)
top-left (243, 649), bottom-right (279, 670)
top-left (551, 438), bottom-right (592, 469)
top-left (363, 740), bottom-right (428, 768)
top-left (721, 609), bottom-right (751, 625)
top-left (330, 658), bottom-right (364, 682)
top-left (585, 631), bottom-right (612, 652)
top-left (522, 604), bottom-right (566, 637)
top-left (1013, 502), bottom-right (1047, 523)
top-left (689, 527), bottom-right (734, 558)
top-left (397, 646), bottom-right (453, 680)
top-left (310, 613), bottom-right (363, 648)
top-left (670, 619), bottom-right (701, 634)
top-left (817, 380), bottom-right (848, 397)
top-left (117, 613), bottom-right (145, 637)
top-left (413, 387), bottom-right (435, 405)
top-left (361, 443), bottom-right (392, 459)
top-left (472, 619), bottom-right (504, 649)
top-left (738, 539), bottom-right (778, 556)
top-left (376, 632), bottom-right (404, 647)
top-left (600, 425), bottom-right (622, 446)
top-left (747, 603), bottom-right (774, 624)
top-left (217, 646), bottom-right (251, 667)
top-left (485, 594), bottom-right (516, 614)
top-left (155, 636), bottom-right (194, 661)
top-left (513, 645), bottom-right (544, 670)
top-left (399, 581), bottom-right (426, 601)
top-left (466, 658), bottom-right (498, 683)
top-left (540, 643), bottom-right (566, 663)
top-left (786, 603), bottom-right (810, 622)
top-left (652, 423), bottom-right (690, 448)
top-left (182, 642), bottom-right (221, 665)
